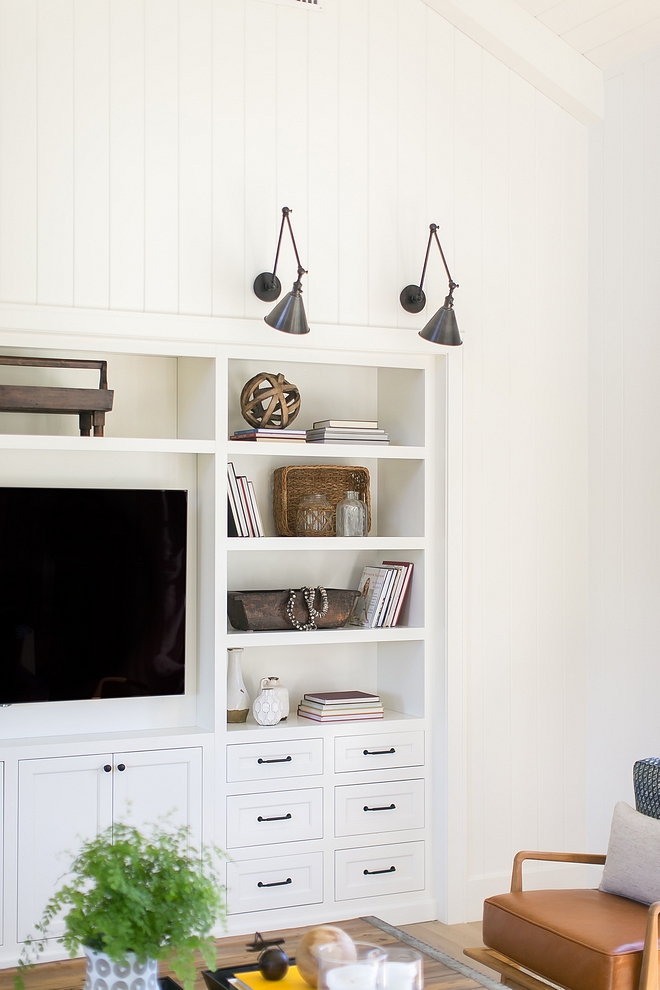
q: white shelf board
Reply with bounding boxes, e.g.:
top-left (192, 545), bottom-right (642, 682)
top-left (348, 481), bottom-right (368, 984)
top-left (226, 709), bottom-right (423, 737)
top-left (224, 441), bottom-right (426, 459)
top-left (0, 434), bottom-right (215, 453)
top-left (225, 536), bottom-right (425, 551)
top-left (224, 626), bottom-right (425, 647)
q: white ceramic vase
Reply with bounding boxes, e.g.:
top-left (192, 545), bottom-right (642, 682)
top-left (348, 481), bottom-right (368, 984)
top-left (83, 947), bottom-right (158, 990)
top-left (227, 648), bottom-right (250, 723)
top-left (252, 686), bottom-right (283, 725)
top-left (259, 675), bottom-right (289, 719)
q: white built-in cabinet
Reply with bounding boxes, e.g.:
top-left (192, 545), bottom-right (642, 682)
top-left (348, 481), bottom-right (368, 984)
top-left (16, 748), bottom-right (202, 943)
top-left (0, 323), bottom-right (448, 966)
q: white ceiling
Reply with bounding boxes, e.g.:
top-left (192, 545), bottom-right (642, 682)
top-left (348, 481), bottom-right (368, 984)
top-left (512, 0), bottom-right (660, 67)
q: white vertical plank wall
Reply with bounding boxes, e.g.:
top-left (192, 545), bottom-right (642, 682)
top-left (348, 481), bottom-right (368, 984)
top-left (0, 0), bottom-right (591, 922)
top-left (588, 50), bottom-right (660, 854)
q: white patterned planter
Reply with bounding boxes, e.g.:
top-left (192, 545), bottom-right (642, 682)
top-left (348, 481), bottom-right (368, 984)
top-left (83, 947), bottom-right (159, 990)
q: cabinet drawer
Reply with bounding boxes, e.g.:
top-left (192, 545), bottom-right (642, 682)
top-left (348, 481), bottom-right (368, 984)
top-left (227, 852), bottom-right (323, 914)
top-left (334, 731), bottom-right (424, 773)
top-left (335, 779), bottom-right (424, 837)
top-left (334, 841), bottom-right (425, 900)
top-left (227, 738), bottom-right (323, 782)
top-left (226, 787), bottom-right (323, 848)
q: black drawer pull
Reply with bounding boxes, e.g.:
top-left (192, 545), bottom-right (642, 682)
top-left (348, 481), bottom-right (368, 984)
top-left (257, 813), bottom-right (292, 822)
top-left (363, 803), bottom-right (396, 812)
top-left (117, 764), bottom-right (126, 772)
top-left (258, 878), bottom-right (292, 888)
top-left (258, 756), bottom-right (292, 764)
top-left (103, 765), bottom-right (112, 773)
top-left (363, 748), bottom-right (395, 756)
top-left (363, 866), bottom-right (396, 875)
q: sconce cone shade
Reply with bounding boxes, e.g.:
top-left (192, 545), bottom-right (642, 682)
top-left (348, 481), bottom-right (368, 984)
top-left (419, 295), bottom-right (462, 346)
top-left (264, 280), bottom-right (310, 335)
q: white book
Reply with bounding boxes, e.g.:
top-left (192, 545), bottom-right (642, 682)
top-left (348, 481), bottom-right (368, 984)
top-left (312, 419), bottom-right (379, 429)
top-left (373, 567), bottom-right (398, 627)
top-left (237, 476), bottom-right (256, 537)
top-left (348, 566), bottom-right (390, 628)
top-left (246, 480), bottom-right (265, 537)
top-left (379, 564), bottom-right (407, 627)
top-left (227, 462), bottom-right (250, 536)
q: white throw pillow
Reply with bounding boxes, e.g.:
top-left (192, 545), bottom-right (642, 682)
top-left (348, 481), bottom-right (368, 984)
top-left (599, 800), bottom-right (660, 905)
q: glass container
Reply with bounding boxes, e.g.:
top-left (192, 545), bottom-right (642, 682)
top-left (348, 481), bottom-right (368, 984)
top-left (379, 948), bottom-right (423, 990)
top-left (318, 942), bottom-right (386, 990)
top-left (335, 490), bottom-right (368, 537)
top-left (295, 493), bottom-right (335, 536)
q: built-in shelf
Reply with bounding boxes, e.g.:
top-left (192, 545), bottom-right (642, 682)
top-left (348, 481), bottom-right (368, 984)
top-left (226, 709), bottom-right (423, 736)
top-left (0, 435), bottom-right (216, 453)
top-left (224, 441), bottom-right (426, 460)
top-left (225, 536), bottom-right (425, 551)
top-left (224, 626), bottom-right (425, 647)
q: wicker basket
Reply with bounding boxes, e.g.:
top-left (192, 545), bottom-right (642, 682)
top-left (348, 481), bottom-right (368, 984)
top-left (273, 464), bottom-right (371, 537)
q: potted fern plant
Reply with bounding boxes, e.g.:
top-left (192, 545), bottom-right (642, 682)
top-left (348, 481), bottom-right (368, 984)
top-left (17, 821), bottom-right (226, 990)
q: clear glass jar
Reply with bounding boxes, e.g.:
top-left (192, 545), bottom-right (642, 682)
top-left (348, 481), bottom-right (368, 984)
top-left (335, 490), bottom-right (367, 537)
top-left (295, 493), bottom-right (335, 536)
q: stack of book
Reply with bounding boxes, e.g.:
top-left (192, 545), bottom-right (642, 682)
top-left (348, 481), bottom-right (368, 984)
top-left (227, 462), bottom-right (264, 537)
top-left (305, 419), bottom-right (390, 445)
top-left (297, 690), bottom-right (384, 722)
top-left (347, 562), bottom-right (414, 628)
top-left (230, 428), bottom-right (307, 443)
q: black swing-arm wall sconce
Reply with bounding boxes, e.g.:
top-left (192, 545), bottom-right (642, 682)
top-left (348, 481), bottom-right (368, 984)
top-left (400, 223), bottom-right (462, 346)
top-left (253, 207), bottom-right (310, 335)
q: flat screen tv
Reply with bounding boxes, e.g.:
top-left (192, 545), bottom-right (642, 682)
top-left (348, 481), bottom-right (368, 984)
top-left (0, 488), bottom-right (187, 705)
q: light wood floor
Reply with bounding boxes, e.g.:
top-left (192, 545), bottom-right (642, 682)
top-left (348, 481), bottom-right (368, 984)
top-left (0, 919), bottom-right (497, 990)
top-left (401, 920), bottom-right (497, 983)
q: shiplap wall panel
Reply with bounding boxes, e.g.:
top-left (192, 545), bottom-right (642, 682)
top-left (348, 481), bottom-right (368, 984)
top-left (37, 0), bottom-right (74, 306)
top-left (0, 0), bottom-right (37, 304)
top-left (308, 0), bottom-right (339, 325)
top-left (535, 94), bottom-right (567, 853)
top-left (144, 0), bottom-right (179, 314)
top-left (397, 0), bottom-right (428, 332)
top-left (508, 72), bottom-right (540, 859)
top-left (454, 29), bottom-right (486, 887)
top-left (179, 0), bottom-right (213, 316)
top-left (109, 0), bottom-right (144, 311)
top-left (588, 52), bottom-right (660, 852)
top-left (561, 109), bottom-right (589, 854)
top-left (480, 52), bottom-right (513, 879)
top-left (74, 0), bottom-right (110, 309)
top-left (337, 0), bottom-right (369, 327)
top-left (212, 0), bottom-right (245, 318)
top-left (367, 0), bottom-right (398, 329)
top-left (243, 0), bottom-right (277, 322)
top-left (424, 9), bottom-right (455, 324)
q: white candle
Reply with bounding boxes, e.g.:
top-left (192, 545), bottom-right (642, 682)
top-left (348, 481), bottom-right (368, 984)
top-left (379, 961), bottom-right (418, 990)
top-left (326, 964), bottom-right (378, 990)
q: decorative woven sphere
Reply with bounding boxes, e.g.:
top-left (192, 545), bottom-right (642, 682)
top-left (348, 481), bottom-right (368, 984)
top-left (240, 372), bottom-right (301, 429)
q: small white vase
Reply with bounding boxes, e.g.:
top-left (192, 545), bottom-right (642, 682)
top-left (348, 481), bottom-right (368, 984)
top-left (83, 947), bottom-right (158, 990)
top-left (259, 676), bottom-right (289, 720)
top-left (252, 686), bottom-right (283, 726)
top-left (227, 648), bottom-right (250, 723)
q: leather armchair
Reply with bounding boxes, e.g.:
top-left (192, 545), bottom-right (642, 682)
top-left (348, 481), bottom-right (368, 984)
top-left (465, 850), bottom-right (660, 990)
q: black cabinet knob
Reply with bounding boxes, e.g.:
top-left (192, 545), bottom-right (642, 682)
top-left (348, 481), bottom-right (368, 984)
top-left (117, 763), bottom-right (126, 772)
top-left (103, 765), bottom-right (112, 773)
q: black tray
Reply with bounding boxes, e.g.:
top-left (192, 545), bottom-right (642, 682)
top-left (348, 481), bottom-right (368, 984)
top-left (203, 961), bottom-right (295, 990)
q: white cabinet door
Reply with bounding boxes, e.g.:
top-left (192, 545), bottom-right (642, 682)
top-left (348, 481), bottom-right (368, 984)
top-left (17, 754), bottom-right (113, 942)
top-left (112, 747), bottom-right (203, 843)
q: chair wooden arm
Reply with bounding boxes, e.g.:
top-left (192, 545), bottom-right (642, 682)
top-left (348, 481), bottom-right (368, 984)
top-left (511, 850), bottom-right (607, 892)
top-left (639, 900), bottom-right (660, 990)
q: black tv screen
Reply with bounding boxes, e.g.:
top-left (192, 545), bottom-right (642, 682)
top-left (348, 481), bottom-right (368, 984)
top-left (0, 488), bottom-right (187, 705)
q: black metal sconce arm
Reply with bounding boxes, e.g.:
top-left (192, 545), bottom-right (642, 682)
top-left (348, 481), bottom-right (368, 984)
top-left (400, 223), bottom-right (459, 313)
top-left (254, 207), bottom-right (307, 302)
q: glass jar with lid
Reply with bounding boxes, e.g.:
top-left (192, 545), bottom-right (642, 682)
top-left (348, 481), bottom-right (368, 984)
top-left (295, 493), bottom-right (335, 536)
top-left (335, 490), bottom-right (368, 537)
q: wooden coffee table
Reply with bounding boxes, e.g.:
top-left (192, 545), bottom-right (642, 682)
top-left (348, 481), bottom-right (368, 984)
top-left (0, 918), bottom-right (483, 990)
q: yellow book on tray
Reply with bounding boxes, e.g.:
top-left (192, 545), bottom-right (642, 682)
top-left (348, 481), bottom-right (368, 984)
top-left (229, 967), bottom-right (309, 990)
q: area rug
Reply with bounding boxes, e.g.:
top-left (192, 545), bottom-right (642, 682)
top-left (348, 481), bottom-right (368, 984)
top-left (363, 916), bottom-right (502, 990)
